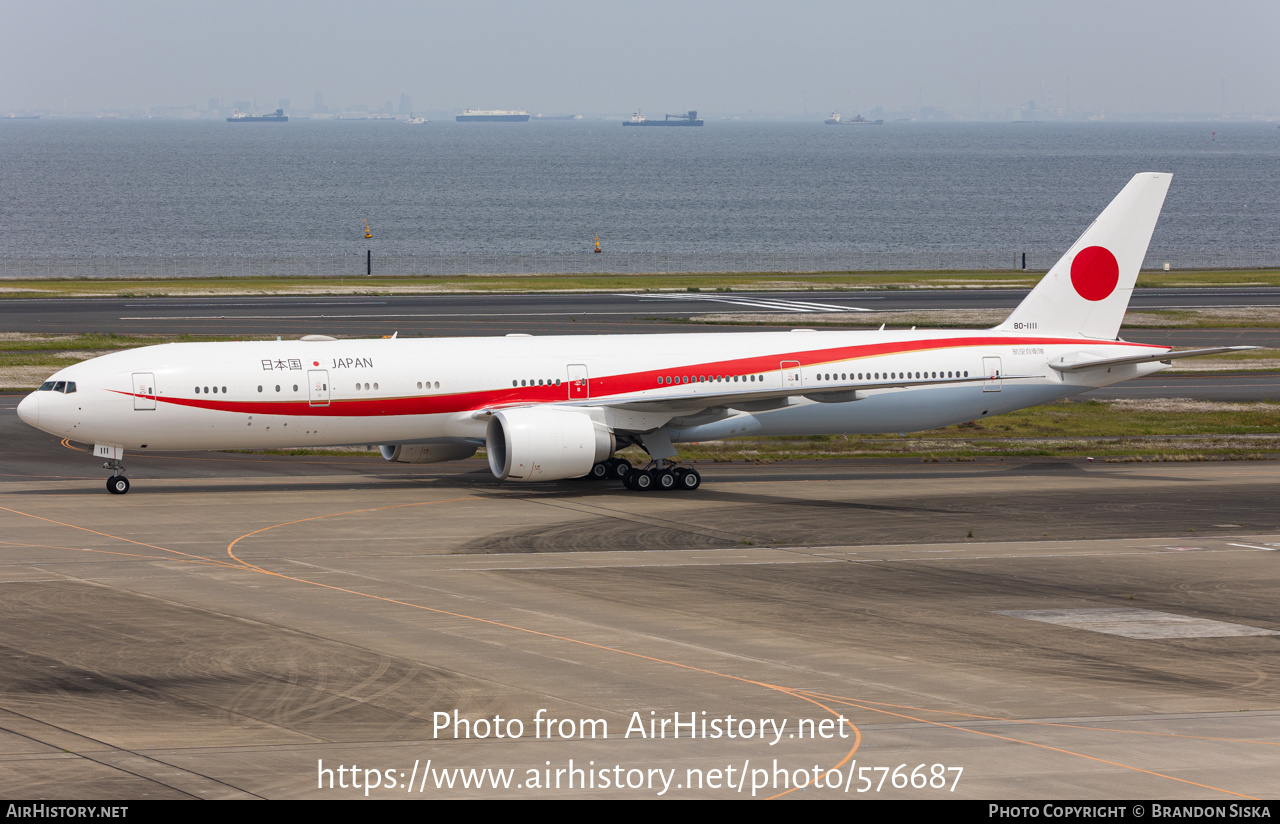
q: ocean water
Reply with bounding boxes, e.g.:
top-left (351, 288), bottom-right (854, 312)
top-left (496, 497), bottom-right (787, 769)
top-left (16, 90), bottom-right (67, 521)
top-left (1, 119), bottom-right (1277, 269)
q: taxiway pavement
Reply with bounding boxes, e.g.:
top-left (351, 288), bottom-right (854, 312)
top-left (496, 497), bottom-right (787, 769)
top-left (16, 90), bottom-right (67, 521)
top-left (1, 401), bottom-right (1277, 799)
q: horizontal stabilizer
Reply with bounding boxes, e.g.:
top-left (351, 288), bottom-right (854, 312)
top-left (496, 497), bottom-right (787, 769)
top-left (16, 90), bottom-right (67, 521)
top-left (1048, 346), bottom-right (1260, 373)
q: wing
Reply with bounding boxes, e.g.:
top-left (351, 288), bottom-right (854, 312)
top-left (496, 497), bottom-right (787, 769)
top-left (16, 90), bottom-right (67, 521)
top-left (469, 371), bottom-right (1043, 426)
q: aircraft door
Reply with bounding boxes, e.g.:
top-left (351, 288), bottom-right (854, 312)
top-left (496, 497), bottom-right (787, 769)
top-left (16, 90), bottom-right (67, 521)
top-left (132, 372), bottom-right (156, 410)
top-left (983, 357), bottom-right (1002, 392)
top-left (567, 364), bottom-right (589, 399)
top-left (308, 370), bottom-right (331, 406)
top-left (781, 361), bottom-right (802, 388)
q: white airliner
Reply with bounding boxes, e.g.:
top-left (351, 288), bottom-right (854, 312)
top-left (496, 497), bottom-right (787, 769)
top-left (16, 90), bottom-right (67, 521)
top-left (16, 173), bottom-right (1254, 494)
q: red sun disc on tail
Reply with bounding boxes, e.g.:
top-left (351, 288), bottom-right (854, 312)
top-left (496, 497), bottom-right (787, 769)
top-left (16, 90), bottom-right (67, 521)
top-left (1070, 245), bottom-right (1120, 301)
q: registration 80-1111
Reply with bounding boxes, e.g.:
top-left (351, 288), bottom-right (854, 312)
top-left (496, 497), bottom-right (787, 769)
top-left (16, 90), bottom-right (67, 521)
top-left (849, 762), bottom-right (962, 792)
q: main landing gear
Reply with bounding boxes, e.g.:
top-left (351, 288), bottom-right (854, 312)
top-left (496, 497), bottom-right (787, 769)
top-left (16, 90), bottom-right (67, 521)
top-left (587, 457), bottom-right (701, 492)
top-left (624, 464), bottom-right (701, 491)
top-left (588, 456), bottom-right (633, 481)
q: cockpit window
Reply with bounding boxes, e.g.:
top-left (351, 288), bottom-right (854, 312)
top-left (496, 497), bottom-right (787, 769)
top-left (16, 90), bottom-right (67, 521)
top-left (64, 382), bottom-right (76, 394)
top-left (39, 382), bottom-right (55, 391)
top-left (53, 381), bottom-right (66, 393)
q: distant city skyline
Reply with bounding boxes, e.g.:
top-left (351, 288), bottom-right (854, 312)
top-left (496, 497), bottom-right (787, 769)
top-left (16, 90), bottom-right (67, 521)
top-left (4, 1), bottom-right (1279, 119)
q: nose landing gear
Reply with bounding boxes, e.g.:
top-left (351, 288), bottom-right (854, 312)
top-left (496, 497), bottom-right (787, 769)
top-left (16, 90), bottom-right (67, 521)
top-left (100, 449), bottom-right (130, 495)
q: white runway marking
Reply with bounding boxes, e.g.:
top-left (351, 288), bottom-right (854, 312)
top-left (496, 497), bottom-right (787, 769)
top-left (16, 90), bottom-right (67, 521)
top-left (628, 293), bottom-right (876, 312)
top-left (997, 608), bottom-right (1280, 639)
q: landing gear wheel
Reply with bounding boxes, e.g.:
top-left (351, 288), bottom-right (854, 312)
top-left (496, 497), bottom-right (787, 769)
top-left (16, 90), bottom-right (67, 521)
top-left (655, 468), bottom-right (677, 491)
top-left (676, 468), bottom-right (701, 490)
top-left (589, 461), bottom-right (611, 480)
top-left (609, 458), bottom-right (632, 479)
top-left (106, 475), bottom-right (130, 495)
top-left (629, 469), bottom-right (654, 491)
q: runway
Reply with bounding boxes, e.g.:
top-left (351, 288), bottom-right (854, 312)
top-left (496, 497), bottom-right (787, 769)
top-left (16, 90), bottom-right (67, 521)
top-left (5, 288), bottom-right (1277, 400)
top-left (1, 400), bottom-right (1278, 799)
top-left (6, 287), bottom-right (1280, 338)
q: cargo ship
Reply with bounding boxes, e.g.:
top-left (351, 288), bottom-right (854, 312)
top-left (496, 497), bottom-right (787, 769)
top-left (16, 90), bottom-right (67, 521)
top-left (227, 108), bottom-right (288, 122)
top-left (824, 112), bottom-right (882, 125)
top-left (456, 109), bottom-right (530, 122)
top-left (624, 110), bottom-right (703, 127)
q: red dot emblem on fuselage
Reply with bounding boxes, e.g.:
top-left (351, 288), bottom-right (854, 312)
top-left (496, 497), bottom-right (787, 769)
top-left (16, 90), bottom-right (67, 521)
top-left (1070, 245), bottom-right (1119, 301)
top-left (313, 361), bottom-right (320, 366)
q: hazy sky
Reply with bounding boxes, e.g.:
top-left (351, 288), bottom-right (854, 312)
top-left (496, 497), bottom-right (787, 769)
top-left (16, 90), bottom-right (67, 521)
top-left (5, 0), bottom-right (1279, 116)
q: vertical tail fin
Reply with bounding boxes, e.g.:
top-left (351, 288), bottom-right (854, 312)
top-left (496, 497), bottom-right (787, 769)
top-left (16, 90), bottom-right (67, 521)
top-left (998, 173), bottom-right (1171, 340)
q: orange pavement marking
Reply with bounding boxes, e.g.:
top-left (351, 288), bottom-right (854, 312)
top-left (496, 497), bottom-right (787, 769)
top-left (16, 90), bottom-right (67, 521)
top-left (1, 506), bottom-right (244, 569)
top-left (798, 690), bottom-right (1256, 800)
top-left (0, 539), bottom-right (230, 567)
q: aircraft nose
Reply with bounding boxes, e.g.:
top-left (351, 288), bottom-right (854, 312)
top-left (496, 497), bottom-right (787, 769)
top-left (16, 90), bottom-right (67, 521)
top-left (16, 393), bottom-right (39, 428)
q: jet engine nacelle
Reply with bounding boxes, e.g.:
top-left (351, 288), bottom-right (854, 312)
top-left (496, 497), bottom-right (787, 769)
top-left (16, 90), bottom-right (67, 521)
top-left (379, 443), bottom-right (478, 463)
top-left (485, 407), bottom-right (615, 481)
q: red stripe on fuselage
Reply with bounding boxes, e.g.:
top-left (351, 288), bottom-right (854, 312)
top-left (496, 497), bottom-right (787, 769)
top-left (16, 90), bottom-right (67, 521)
top-left (113, 335), bottom-right (1160, 418)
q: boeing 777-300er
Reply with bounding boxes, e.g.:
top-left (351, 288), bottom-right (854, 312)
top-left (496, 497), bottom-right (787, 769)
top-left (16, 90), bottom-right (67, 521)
top-left (15, 173), bottom-right (1256, 494)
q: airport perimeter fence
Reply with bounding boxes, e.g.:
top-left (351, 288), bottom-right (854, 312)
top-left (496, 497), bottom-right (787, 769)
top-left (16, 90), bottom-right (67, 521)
top-left (2, 249), bottom-right (1278, 279)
